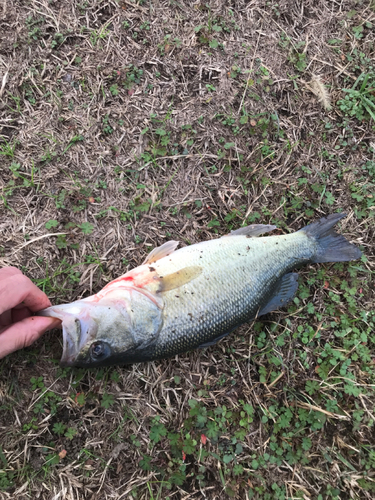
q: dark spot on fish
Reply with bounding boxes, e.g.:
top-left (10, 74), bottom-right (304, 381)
top-left (246, 246), bottom-right (250, 251)
top-left (175, 295), bottom-right (179, 298)
top-left (159, 276), bottom-right (164, 279)
top-left (149, 266), bottom-right (156, 272)
top-left (276, 242), bottom-right (278, 245)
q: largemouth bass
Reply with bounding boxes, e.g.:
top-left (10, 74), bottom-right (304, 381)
top-left (39, 213), bottom-right (362, 367)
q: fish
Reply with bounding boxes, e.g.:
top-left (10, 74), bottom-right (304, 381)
top-left (38, 213), bottom-right (362, 367)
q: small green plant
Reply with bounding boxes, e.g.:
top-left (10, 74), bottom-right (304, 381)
top-left (102, 114), bottom-right (113, 134)
top-left (31, 376), bottom-right (45, 391)
top-left (55, 234), bottom-right (67, 249)
top-left (63, 134), bottom-right (84, 154)
top-left (289, 50), bottom-right (307, 72)
top-left (123, 65), bottom-right (143, 89)
top-left (65, 427), bottom-right (78, 440)
top-left (51, 32), bottom-right (65, 49)
top-left (45, 219), bottom-right (59, 230)
top-left (0, 447), bottom-right (14, 491)
top-left (90, 26), bottom-right (109, 46)
top-left (110, 84), bottom-right (119, 96)
top-left (25, 16), bottom-right (43, 42)
top-left (338, 72), bottom-right (375, 121)
top-left (0, 140), bottom-right (17, 157)
top-left (101, 393), bottom-right (115, 409)
top-left (79, 222), bottom-right (94, 235)
top-left (52, 422), bottom-right (66, 436)
top-left (30, 378), bottom-right (62, 415)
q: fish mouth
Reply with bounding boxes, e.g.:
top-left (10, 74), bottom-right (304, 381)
top-left (61, 313), bottom-right (100, 366)
top-left (60, 328), bottom-right (78, 366)
top-left (38, 305), bottom-right (94, 367)
top-left (60, 317), bottom-right (93, 367)
top-left (38, 306), bottom-right (76, 364)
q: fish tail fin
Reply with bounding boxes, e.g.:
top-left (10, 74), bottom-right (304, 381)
top-left (301, 213), bottom-right (362, 263)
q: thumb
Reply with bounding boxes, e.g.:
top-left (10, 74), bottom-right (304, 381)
top-left (0, 316), bottom-right (61, 359)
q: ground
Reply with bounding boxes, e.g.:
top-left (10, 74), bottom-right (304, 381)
top-left (0, 0), bottom-right (374, 499)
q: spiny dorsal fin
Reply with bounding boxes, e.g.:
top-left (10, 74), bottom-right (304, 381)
top-left (158, 266), bottom-right (202, 292)
top-left (224, 224), bottom-right (276, 237)
top-left (143, 240), bottom-right (179, 265)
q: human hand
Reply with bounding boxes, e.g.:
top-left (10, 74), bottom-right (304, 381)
top-left (0, 267), bottom-right (61, 359)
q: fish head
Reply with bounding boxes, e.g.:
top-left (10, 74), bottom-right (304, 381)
top-left (39, 288), bottom-right (163, 367)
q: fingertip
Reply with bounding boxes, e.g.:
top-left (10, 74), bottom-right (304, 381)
top-left (0, 316), bottom-right (62, 359)
top-left (29, 316), bottom-right (62, 333)
top-left (46, 317), bottom-right (62, 331)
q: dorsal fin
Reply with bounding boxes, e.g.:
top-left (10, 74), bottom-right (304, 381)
top-left (143, 240), bottom-right (179, 265)
top-left (223, 224), bottom-right (276, 237)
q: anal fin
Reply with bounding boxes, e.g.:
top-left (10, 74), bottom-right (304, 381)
top-left (258, 272), bottom-right (299, 316)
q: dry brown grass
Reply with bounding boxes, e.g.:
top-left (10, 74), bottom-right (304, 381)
top-left (0, 0), bottom-right (374, 499)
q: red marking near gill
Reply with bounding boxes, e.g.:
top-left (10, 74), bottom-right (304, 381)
top-left (103, 266), bottom-right (157, 292)
top-left (103, 276), bottom-right (134, 288)
top-left (100, 277), bottom-right (138, 295)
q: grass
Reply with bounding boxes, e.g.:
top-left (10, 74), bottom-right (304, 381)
top-left (0, 0), bottom-right (374, 499)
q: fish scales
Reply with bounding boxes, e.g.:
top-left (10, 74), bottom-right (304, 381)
top-left (152, 233), bottom-right (312, 358)
top-left (37, 213), bottom-right (362, 367)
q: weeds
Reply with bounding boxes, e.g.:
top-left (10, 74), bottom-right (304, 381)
top-left (338, 72), bottom-right (375, 121)
top-left (0, 140), bottom-right (17, 158)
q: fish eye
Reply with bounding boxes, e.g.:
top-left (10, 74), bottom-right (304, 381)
top-left (90, 341), bottom-right (108, 359)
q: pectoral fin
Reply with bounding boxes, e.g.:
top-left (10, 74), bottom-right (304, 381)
top-left (158, 266), bottom-right (202, 292)
top-left (143, 241), bottom-right (179, 265)
top-left (224, 224), bottom-right (276, 237)
top-left (258, 272), bottom-right (299, 316)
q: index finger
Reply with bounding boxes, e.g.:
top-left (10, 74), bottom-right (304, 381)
top-left (0, 274), bottom-right (51, 314)
top-left (0, 267), bottom-right (23, 279)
